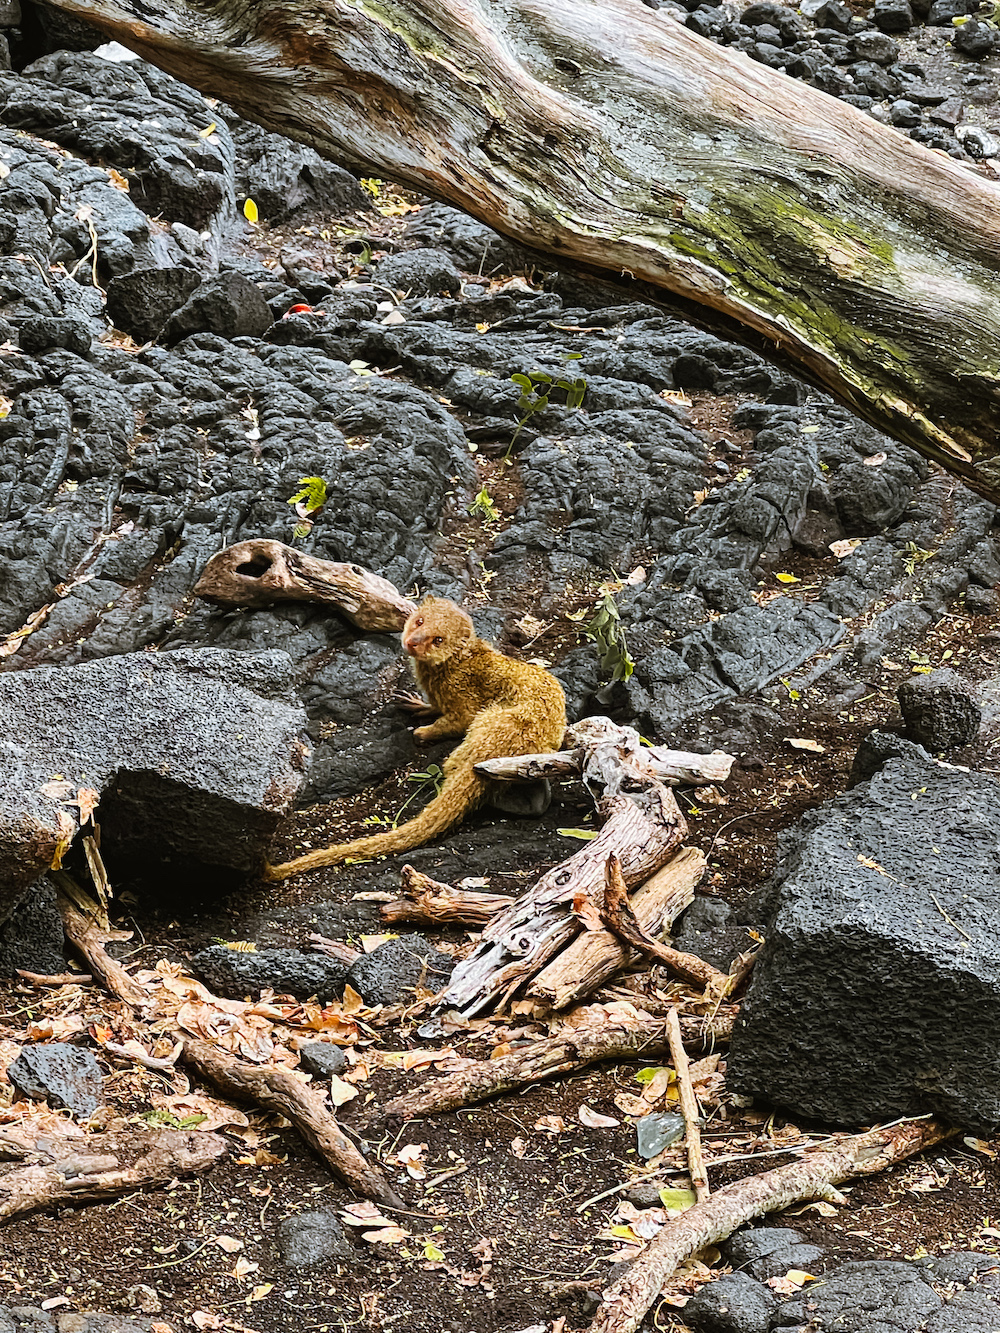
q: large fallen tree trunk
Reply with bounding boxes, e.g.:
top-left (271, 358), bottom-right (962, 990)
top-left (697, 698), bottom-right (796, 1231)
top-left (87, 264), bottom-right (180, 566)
top-left (42, 0), bottom-right (1000, 503)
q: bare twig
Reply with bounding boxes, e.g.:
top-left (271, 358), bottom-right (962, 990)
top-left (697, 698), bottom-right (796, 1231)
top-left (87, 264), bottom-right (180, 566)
top-left (665, 1007), bottom-right (708, 1203)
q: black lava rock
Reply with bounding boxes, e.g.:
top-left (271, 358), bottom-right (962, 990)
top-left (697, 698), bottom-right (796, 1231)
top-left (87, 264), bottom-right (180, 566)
top-left (190, 946), bottom-right (349, 1002)
top-left (8, 1042), bottom-right (103, 1118)
top-left (873, 0), bottom-right (915, 31)
top-left (346, 933), bottom-right (454, 1006)
top-left (106, 267), bottom-right (202, 344)
top-left (897, 668), bottom-right (981, 749)
top-left (953, 18), bottom-right (997, 57)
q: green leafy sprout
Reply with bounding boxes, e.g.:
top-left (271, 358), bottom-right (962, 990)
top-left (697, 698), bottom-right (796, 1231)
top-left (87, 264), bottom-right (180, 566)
top-left (508, 353), bottom-right (587, 455)
top-left (469, 484), bottom-right (501, 523)
top-left (288, 475), bottom-right (328, 542)
top-left (585, 587), bottom-right (635, 683)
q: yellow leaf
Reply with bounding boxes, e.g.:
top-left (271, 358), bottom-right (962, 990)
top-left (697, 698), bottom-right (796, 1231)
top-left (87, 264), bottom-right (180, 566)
top-left (243, 197), bottom-right (258, 223)
top-left (610, 1224), bottom-right (638, 1240)
top-left (775, 572), bottom-right (800, 584)
top-left (659, 1187), bottom-right (697, 1213)
top-left (248, 1284), bottom-right (273, 1303)
top-left (423, 1243), bottom-right (445, 1261)
top-left (199, 121), bottom-right (217, 137)
top-left (558, 827), bottom-right (597, 840)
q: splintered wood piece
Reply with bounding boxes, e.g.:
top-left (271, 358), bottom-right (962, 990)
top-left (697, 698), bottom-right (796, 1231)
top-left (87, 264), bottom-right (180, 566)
top-left (666, 1006), bottom-right (709, 1203)
top-left (385, 1007), bottom-right (735, 1119)
top-left (0, 1123), bottom-right (227, 1221)
top-left (588, 1118), bottom-right (959, 1333)
top-left (441, 791), bottom-right (687, 1017)
top-left (194, 540), bottom-right (416, 631)
top-left (54, 877), bottom-right (148, 1008)
top-left (601, 854), bottom-right (729, 992)
top-left (380, 865), bottom-right (515, 926)
top-left (181, 1040), bottom-right (403, 1209)
top-left (528, 847), bottom-right (706, 1010)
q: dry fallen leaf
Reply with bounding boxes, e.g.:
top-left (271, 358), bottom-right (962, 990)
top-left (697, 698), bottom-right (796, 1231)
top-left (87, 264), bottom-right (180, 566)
top-left (579, 1104), bottom-right (620, 1129)
top-left (533, 1114), bottom-right (568, 1134)
top-left (214, 1236), bottom-right (243, 1253)
top-left (786, 738), bottom-right (826, 753)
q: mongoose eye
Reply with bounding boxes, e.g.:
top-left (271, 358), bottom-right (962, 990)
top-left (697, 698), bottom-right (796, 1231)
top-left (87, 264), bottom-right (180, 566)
top-left (433, 636), bottom-right (444, 645)
top-left (414, 617), bottom-right (423, 627)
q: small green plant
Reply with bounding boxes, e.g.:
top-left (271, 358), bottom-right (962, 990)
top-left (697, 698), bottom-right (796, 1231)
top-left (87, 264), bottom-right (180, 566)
top-left (508, 354), bottom-right (587, 454)
top-left (469, 483), bottom-right (500, 523)
top-left (288, 475), bottom-right (328, 541)
top-left (902, 541), bottom-right (935, 577)
top-left (584, 586), bottom-right (635, 683)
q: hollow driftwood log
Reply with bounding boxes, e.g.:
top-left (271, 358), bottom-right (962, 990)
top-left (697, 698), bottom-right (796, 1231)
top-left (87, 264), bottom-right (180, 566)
top-left (442, 717), bottom-right (690, 1015)
top-left (527, 846), bottom-right (705, 1010)
top-left (589, 1117), bottom-right (959, 1333)
top-left (194, 540), bottom-right (415, 631)
top-left (385, 1005), bottom-right (735, 1118)
top-left (381, 865), bottom-right (515, 926)
top-left (40, 0), bottom-right (1000, 503)
top-left (0, 1122), bottom-right (227, 1221)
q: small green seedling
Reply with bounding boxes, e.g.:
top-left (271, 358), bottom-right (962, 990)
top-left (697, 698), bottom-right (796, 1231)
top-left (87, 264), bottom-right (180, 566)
top-left (469, 484), bottom-right (500, 523)
top-left (508, 354), bottom-right (587, 454)
top-left (584, 588), bottom-right (635, 683)
top-left (288, 475), bottom-right (328, 541)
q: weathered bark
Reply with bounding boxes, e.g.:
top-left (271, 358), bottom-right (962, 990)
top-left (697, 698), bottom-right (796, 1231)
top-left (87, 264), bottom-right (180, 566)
top-left (194, 541), bottom-right (415, 631)
top-left (41, 0), bottom-right (1000, 502)
top-left (528, 846), bottom-right (705, 1010)
top-left (589, 1118), bottom-right (959, 1333)
top-left (181, 1039), bottom-right (404, 1208)
top-left (477, 728), bottom-right (735, 788)
top-left (385, 1006), bottom-right (734, 1118)
top-left (443, 717), bottom-right (688, 1014)
top-left (380, 865), bottom-right (515, 926)
top-left (0, 1122), bottom-right (227, 1221)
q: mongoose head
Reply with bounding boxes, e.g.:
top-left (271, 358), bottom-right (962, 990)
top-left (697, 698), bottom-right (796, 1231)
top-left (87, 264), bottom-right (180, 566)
top-left (402, 596), bottom-right (475, 664)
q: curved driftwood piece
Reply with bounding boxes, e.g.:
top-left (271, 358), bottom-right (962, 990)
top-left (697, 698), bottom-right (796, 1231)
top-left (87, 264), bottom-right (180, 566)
top-left (589, 1118), bottom-right (959, 1333)
top-left (194, 540), bottom-right (415, 632)
top-left (380, 864), bottom-right (515, 926)
top-left (601, 852), bottom-right (729, 992)
top-left (181, 1039), bottom-right (404, 1208)
top-left (477, 726), bottom-right (735, 788)
top-left (527, 846), bottom-right (706, 1010)
top-left (442, 718), bottom-right (688, 1016)
top-left (0, 1123), bottom-right (227, 1222)
top-left (385, 1006), bottom-right (735, 1118)
top-left (40, 0), bottom-right (1000, 502)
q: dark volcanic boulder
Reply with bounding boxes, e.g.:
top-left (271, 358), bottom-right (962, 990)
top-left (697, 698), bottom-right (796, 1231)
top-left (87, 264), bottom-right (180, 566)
top-left (729, 756), bottom-right (1000, 1131)
top-left (0, 648), bottom-right (306, 923)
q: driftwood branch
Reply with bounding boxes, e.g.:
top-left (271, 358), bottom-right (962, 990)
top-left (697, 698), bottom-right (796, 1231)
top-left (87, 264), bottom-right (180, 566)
top-left (194, 540), bottom-right (415, 631)
top-left (528, 847), bottom-right (706, 1010)
top-left (0, 1122), bottom-right (227, 1222)
top-left (589, 1118), bottom-right (959, 1333)
top-left (180, 1040), bottom-right (403, 1209)
top-left (477, 728), bottom-right (735, 789)
top-left (666, 1007), bottom-right (708, 1204)
top-left (56, 880), bottom-right (401, 1207)
top-left (444, 719), bottom-right (696, 1015)
top-left (601, 853), bottom-right (729, 993)
top-left (385, 1006), bottom-right (735, 1119)
top-left (380, 865), bottom-right (515, 926)
top-left (55, 878), bottom-right (149, 1009)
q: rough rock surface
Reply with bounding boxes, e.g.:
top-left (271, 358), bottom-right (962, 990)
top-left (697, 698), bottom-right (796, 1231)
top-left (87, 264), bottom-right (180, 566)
top-left (729, 756), bottom-right (1000, 1130)
top-left (0, 649), bottom-right (306, 922)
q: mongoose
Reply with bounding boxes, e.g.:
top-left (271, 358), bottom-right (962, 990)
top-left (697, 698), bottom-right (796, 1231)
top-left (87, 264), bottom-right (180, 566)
top-left (264, 597), bottom-right (567, 880)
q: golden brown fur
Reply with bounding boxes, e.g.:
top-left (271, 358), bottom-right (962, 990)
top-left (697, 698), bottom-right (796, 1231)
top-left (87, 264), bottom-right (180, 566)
top-left (264, 597), bottom-right (567, 880)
